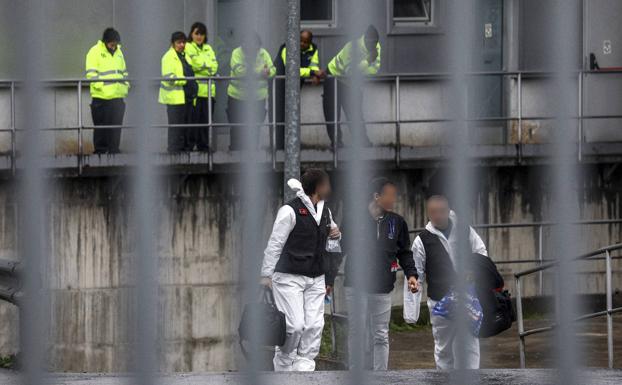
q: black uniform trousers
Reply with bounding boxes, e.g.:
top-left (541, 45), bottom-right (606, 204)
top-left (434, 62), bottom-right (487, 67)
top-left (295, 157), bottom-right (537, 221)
top-left (90, 98), bottom-right (125, 154)
top-left (322, 74), bottom-right (371, 147)
top-left (191, 97), bottom-right (215, 151)
top-left (167, 102), bottom-right (194, 152)
top-left (227, 96), bottom-right (267, 151)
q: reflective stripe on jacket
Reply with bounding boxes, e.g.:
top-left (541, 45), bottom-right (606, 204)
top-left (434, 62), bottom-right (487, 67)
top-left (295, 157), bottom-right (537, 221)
top-left (327, 36), bottom-right (381, 76)
top-left (158, 47), bottom-right (188, 105)
top-left (277, 44), bottom-right (320, 78)
top-left (85, 40), bottom-right (129, 100)
top-left (184, 41), bottom-right (218, 98)
top-left (227, 47), bottom-right (276, 101)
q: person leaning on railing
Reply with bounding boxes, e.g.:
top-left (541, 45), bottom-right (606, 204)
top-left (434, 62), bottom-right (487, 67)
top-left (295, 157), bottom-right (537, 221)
top-left (273, 30), bottom-right (325, 150)
top-left (85, 28), bottom-right (129, 154)
top-left (159, 31), bottom-right (198, 153)
top-left (226, 32), bottom-right (276, 151)
top-left (185, 22), bottom-right (218, 152)
top-left (322, 25), bottom-right (381, 148)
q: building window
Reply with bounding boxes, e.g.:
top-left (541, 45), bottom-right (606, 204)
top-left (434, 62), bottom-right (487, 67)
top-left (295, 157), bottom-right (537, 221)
top-left (301, 0), bottom-right (336, 28)
top-left (393, 0), bottom-right (433, 25)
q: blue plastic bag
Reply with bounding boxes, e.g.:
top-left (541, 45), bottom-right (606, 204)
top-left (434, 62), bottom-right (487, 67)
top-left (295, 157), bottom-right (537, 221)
top-left (432, 286), bottom-right (484, 336)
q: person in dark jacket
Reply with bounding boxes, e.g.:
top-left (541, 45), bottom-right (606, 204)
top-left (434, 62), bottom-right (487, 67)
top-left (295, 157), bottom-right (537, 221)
top-left (260, 169), bottom-right (341, 371)
top-left (272, 30), bottom-right (325, 149)
top-left (335, 177), bottom-right (419, 370)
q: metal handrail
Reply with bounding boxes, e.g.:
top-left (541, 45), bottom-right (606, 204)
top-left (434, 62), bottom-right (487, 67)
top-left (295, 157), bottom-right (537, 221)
top-left (514, 243), bottom-right (622, 369)
top-left (2, 70), bottom-right (622, 174)
top-left (410, 218), bottom-right (622, 297)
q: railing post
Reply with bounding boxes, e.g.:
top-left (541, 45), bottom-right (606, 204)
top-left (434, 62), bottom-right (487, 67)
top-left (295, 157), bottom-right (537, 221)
top-left (333, 77), bottom-right (338, 169)
top-left (538, 224), bottom-right (544, 296)
top-left (395, 76), bottom-right (401, 168)
top-left (516, 275), bottom-right (526, 368)
top-left (10, 81), bottom-right (16, 176)
top-left (578, 71), bottom-right (584, 162)
top-left (330, 291), bottom-right (337, 355)
top-left (517, 72), bottom-right (523, 163)
top-left (77, 80), bottom-right (83, 175)
top-left (271, 76), bottom-right (277, 171)
top-left (208, 78), bottom-right (213, 172)
top-left (606, 249), bottom-right (613, 369)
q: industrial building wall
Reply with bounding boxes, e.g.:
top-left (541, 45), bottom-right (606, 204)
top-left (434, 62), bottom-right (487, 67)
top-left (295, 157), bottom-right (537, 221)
top-left (0, 165), bottom-right (620, 370)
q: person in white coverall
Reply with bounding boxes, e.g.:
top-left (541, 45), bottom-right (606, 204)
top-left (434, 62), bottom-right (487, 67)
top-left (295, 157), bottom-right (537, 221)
top-left (260, 168), bottom-right (340, 371)
top-left (407, 195), bottom-right (487, 370)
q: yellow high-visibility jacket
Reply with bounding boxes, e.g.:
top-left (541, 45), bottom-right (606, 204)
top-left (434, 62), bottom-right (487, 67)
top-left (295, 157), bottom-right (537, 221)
top-left (158, 47), bottom-right (188, 105)
top-left (184, 41), bottom-right (218, 98)
top-left (227, 47), bottom-right (276, 101)
top-left (279, 44), bottom-right (320, 78)
top-left (328, 36), bottom-right (381, 76)
top-left (85, 40), bottom-right (129, 99)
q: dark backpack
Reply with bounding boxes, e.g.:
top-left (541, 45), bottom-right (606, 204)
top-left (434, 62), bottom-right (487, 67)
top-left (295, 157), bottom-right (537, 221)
top-left (469, 253), bottom-right (516, 338)
top-left (238, 287), bottom-right (286, 359)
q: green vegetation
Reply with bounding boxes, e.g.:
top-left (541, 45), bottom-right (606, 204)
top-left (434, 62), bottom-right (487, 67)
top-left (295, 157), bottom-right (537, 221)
top-left (319, 305), bottom-right (432, 362)
top-left (0, 355), bottom-right (16, 370)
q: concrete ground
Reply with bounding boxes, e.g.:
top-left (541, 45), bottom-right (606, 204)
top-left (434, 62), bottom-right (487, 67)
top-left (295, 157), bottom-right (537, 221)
top-left (0, 370), bottom-right (621, 385)
top-left (389, 317), bottom-right (622, 369)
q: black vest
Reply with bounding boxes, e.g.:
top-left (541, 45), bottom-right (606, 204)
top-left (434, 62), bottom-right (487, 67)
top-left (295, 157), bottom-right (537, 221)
top-left (274, 43), bottom-right (318, 79)
top-left (419, 229), bottom-right (457, 301)
top-left (274, 197), bottom-right (330, 278)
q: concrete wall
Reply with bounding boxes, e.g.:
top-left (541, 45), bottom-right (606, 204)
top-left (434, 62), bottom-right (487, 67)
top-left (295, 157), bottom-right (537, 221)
top-left (0, 164), bottom-right (620, 371)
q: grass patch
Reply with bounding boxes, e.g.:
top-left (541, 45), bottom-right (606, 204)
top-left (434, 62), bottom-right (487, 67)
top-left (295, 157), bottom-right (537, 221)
top-left (0, 355), bottom-right (16, 370)
top-left (319, 304), bottom-right (432, 362)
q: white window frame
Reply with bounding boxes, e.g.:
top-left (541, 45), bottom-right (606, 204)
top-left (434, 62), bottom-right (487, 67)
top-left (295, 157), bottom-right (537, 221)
top-left (301, 0), bottom-right (337, 29)
top-left (387, 0), bottom-right (443, 35)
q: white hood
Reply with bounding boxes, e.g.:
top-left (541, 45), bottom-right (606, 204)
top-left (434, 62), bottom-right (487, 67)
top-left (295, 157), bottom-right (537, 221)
top-left (287, 178), bottom-right (325, 225)
top-left (425, 210), bottom-right (458, 237)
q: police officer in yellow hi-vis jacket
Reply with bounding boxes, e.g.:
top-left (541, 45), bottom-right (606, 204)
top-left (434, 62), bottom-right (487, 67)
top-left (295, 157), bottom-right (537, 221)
top-left (272, 30), bottom-right (325, 150)
top-left (227, 32), bottom-right (276, 150)
top-left (185, 22), bottom-right (218, 151)
top-left (322, 25), bottom-right (381, 148)
top-left (85, 28), bottom-right (129, 154)
top-left (159, 31), bottom-right (198, 152)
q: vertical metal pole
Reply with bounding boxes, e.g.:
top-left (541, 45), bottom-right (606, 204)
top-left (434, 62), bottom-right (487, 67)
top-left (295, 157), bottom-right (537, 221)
top-left (284, 0), bottom-right (301, 201)
top-left (77, 80), bottom-right (83, 175)
top-left (10, 81), bottom-right (16, 175)
top-left (333, 77), bottom-right (338, 169)
top-left (516, 276), bottom-right (526, 368)
top-left (538, 225), bottom-right (544, 296)
top-left (271, 76), bottom-right (277, 172)
top-left (395, 76), bottom-right (401, 168)
top-left (578, 72), bottom-right (583, 162)
top-left (517, 73), bottom-right (523, 162)
top-left (330, 294), bottom-right (337, 355)
top-left (606, 249), bottom-right (613, 369)
top-left (208, 78), bottom-right (213, 171)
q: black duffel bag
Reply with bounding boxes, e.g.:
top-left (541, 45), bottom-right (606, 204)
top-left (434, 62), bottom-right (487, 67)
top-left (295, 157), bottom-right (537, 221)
top-left (238, 287), bottom-right (286, 358)
top-left (469, 253), bottom-right (516, 338)
top-left (478, 289), bottom-right (516, 338)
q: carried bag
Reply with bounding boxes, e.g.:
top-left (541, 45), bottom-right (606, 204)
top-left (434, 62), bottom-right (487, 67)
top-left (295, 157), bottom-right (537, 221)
top-left (238, 287), bottom-right (287, 358)
top-left (478, 289), bottom-right (516, 338)
top-left (469, 253), bottom-right (516, 338)
top-left (403, 277), bottom-right (422, 324)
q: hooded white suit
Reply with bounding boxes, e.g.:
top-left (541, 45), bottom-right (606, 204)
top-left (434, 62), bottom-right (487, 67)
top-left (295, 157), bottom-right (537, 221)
top-left (261, 179), bottom-right (337, 371)
top-left (406, 211), bottom-right (487, 369)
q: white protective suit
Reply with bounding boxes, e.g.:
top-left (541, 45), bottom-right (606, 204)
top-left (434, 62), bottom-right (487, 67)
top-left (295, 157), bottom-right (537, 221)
top-left (405, 211), bottom-right (487, 369)
top-left (261, 179), bottom-right (337, 371)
